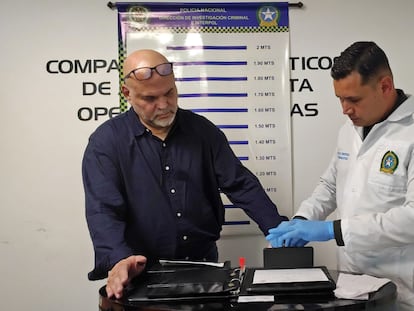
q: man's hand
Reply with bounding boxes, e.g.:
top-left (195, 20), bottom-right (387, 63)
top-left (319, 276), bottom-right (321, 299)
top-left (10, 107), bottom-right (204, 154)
top-left (265, 219), bottom-right (334, 247)
top-left (106, 255), bottom-right (147, 299)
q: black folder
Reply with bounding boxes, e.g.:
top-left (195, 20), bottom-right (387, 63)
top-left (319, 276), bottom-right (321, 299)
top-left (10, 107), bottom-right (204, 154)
top-left (263, 247), bottom-right (314, 268)
top-left (240, 266), bottom-right (336, 299)
top-left (125, 261), bottom-right (241, 302)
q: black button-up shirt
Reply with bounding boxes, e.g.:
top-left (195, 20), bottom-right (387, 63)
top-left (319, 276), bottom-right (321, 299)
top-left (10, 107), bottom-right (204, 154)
top-left (83, 107), bottom-right (286, 280)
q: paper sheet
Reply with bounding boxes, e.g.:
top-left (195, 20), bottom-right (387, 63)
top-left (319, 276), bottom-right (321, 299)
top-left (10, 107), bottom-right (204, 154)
top-left (334, 273), bottom-right (391, 300)
top-left (238, 295), bottom-right (275, 303)
top-left (253, 268), bottom-right (329, 284)
top-left (159, 259), bottom-right (225, 268)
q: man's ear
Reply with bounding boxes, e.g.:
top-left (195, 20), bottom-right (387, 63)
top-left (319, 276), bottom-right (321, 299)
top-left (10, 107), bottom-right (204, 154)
top-left (380, 75), bottom-right (394, 95)
top-left (121, 85), bottom-right (130, 100)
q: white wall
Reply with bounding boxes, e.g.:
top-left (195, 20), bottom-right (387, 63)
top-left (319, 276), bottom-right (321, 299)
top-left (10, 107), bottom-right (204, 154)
top-left (1, 1), bottom-right (413, 310)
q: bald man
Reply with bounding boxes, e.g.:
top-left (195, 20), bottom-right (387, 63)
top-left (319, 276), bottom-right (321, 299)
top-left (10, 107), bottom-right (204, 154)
top-left (82, 49), bottom-right (287, 298)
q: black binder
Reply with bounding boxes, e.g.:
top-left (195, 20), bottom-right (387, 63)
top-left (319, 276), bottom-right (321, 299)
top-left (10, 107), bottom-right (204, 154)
top-left (240, 266), bottom-right (336, 299)
top-left (125, 261), bottom-right (241, 302)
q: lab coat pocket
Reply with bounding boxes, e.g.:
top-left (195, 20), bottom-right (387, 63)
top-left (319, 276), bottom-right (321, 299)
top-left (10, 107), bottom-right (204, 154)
top-left (367, 142), bottom-right (408, 193)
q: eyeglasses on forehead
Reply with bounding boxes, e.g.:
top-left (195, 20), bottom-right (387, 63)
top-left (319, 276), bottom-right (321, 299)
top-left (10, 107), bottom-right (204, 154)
top-left (124, 62), bottom-right (173, 81)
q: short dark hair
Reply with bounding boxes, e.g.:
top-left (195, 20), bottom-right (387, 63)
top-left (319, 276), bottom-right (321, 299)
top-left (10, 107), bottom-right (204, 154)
top-left (331, 41), bottom-right (392, 84)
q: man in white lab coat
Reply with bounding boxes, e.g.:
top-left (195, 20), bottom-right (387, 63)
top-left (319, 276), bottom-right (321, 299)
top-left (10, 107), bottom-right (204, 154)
top-left (266, 41), bottom-right (414, 310)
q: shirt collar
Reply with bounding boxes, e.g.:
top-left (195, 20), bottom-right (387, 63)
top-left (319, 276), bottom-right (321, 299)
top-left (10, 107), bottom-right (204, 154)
top-left (387, 90), bottom-right (413, 122)
top-left (126, 107), bottom-right (147, 137)
top-left (363, 89), bottom-right (409, 138)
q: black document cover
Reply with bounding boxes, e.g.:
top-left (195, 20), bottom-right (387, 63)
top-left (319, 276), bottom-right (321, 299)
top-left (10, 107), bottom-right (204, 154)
top-left (263, 247), bottom-right (314, 268)
top-left (240, 266), bottom-right (336, 299)
top-left (125, 261), bottom-right (241, 302)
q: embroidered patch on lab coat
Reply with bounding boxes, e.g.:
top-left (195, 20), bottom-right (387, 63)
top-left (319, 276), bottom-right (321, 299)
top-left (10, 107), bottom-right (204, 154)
top-left (380, 150), bottom-right (399, 174)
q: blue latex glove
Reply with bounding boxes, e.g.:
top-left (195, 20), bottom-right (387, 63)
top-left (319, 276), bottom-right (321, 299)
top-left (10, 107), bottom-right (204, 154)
top-left (266, 219), bottom-right (334, 248)
top-left (287, 238), bottom-right (309, 248)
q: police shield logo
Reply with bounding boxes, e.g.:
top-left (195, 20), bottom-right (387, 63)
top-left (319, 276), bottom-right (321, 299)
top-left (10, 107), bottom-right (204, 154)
top-left (380, 150), bottom-right (399, 174)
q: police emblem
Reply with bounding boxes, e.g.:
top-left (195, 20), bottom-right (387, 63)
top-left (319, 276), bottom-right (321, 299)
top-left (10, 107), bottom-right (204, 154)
top-left (380, 150), bottom-right (399, 174)
top-left (257, 6), bottom-right (279, 27)
top-left (127, 6), bottom-right (149, 25)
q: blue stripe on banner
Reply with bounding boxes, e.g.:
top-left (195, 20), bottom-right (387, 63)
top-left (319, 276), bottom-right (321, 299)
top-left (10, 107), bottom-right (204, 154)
top-left (167, 45), bottom-right (247, 50)
top-left (179, 93), bottom-right (248, 98)
top-left (228, 140), bottom-right (248, 145)
top-left (191, 108), bottom-right (248, 113)
top-left (174, 61), bottom-right (247, 66)
top-left (217, 124), bottom-right (248, 129)
top-left (238, 156), bottom-right (249, 161)
top-left (176, 77), bottom-right (247, 82)
top-left (224, 220), bottom-right (251, 226)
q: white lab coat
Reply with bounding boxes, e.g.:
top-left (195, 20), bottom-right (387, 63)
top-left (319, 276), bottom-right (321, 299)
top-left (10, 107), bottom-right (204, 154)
top-left (295, 95), bottom-right (414, 310)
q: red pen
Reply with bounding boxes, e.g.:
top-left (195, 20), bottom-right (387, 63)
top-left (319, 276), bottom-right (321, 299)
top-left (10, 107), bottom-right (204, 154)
top-left (239, 257), bottom-right (246, 275)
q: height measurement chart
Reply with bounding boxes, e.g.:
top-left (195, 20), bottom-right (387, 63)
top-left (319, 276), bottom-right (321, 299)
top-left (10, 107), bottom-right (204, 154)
top-left (116, 2), bottom-right (292, 235)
